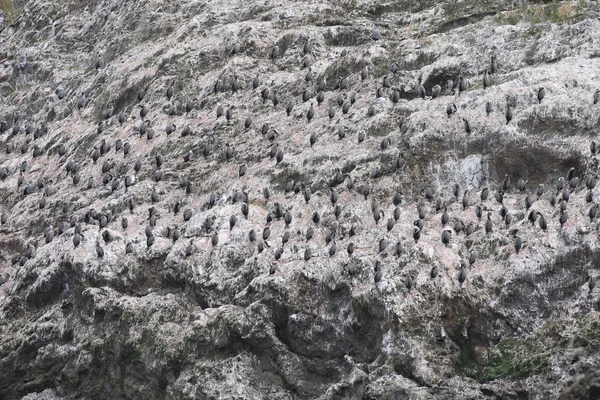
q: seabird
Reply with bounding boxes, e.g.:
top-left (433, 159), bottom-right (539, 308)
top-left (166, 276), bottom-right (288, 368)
top-left (489, 55), bottom-right (497, 74)
top-left (537, 87), bottom-right (545, 103)
top-left (505, 104), bottom-right (513, 124)
top-left (96, 242), bottom-right (104, 258)
top-left (372, 27), bottom-right (380, 40)
top-left (307, 103), bottom-right (314, 122)
top-left (485, 212), bottom-right (493, 234)
top-left (446, 103), bottom-right (457, 118)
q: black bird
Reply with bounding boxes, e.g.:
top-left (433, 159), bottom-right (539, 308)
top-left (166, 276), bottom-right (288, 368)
top-left (458, 265), bottom-right (467, 286)
top-left (307, 103), bottom-right (314, 123)
top-left (589, 204), bottom-right (598, 221)
top-left (442, 230), bottom-right (451, 246)
top-left (537, 87), bottom-right (545, 104)
top-left (485, 101), bottom-right (492, 116)
top-left (304, 248), bottom-right (311, 261)
top-left (589, 276), bottom-right (597, 293)
top-left (502, 174), bottom-right (511, 192)
top-left (469, 251), bottom-right (478, 266)
top-left (537, 212), bottom-right (547, 230)
top-left (405, 276), bottom-right (413, 292)
top-left (394, 242), bottom-right (403, 257)
top-left (347, 242), bottom-right (355, 255)
top-left (495, 190), bottom-right (504, 204)
top-left (525, 195), bottom-right (534, 210)
top-left (481, 187), bottom-right (489, 201)
top-left (413, 226), bottom-right (421, 242)
top-left (431, 265), bottom-right (438, 279)
top-left (466, 222), bottom-right (475, 236)
top-left (482, 69), bottom-right (490, 89)
top-left (462, 190), bottom-right (469, 210)
top-left (441, 208), bottom-right (449, 226)
top-left (485, 212), bottom-right (493, 234)
top-left (96, 242), bottom-right (104, 258)
top-left (446, 103), bottom-right (457, 118)
top-left (505, 104), bottom-right (513, 124)
top-left (514, 237), bottom-right (522, 254)
top-left (304, 187), bottom-right (311, 203)
top-left (559, 210), bottom-right (568, 228)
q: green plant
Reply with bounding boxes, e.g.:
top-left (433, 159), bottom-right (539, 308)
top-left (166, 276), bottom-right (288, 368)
top-left (480, 338), bottom-right (549, 382)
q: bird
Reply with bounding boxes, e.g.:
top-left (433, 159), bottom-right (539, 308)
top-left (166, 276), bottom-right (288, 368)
top-left (417, 83), bottom-right (426, 99)
top-left (485, 101), bottom-right (492, 116)
top-left (166, 81), bottom-right (175, 99)
top-left (528, 210), bottom-right (537, 225)
top-left (394, 242), bottom-right (403, 257)
top-left (431, 85), bottom-right (441, 99)
top-left (485, 212), bottom-right (493, 234)
top-left (458, 265), bottom-right (467, 286)
top-left (442, 230), bottom-right (451, 246)
top-left (469, 251), bottom-right (478, 266)
top-left (446, 103), bottom-right (457, 118)
top-left (405, 276), bottom-right (413, 292)
top-left (275, 247), bottom-right (284, 261)
top-left (525, 195), bottom-right (534, 210)
top-left (482, 69), bottom-right (490, 89)
top-left (594, 89), bottom-right (600, 105)
top-left (454, 74), bottom-right (469, 96)
top-left (466, 222), bottom-right (475, 236)
top-left (584, 278), bottom-right (598, 301)
top-left (96, 242), bottom-right (104, 258)
top-left (371, 27), bottom-right (380, 40)
top-left (514, 237), bottom-right (523, 254)
top-left (462, 190), bottom-right (469, 210)
top-left (304, 248), bottom-right (311, 261)
top-left (502, 174), bottom-right (511, 192)
top-left (481, 187), bottom-right (489, 201)
top-left (505, 104), bottom-right (513, 124)
top-left (559, 210), bottom-right (568, 228)
top-left (537, 87), bottom-right (546, 103)
top-left (430, 265), bottom-right (438, 279)
top-left (307, 103), bottom-right (314, 122)
top-left (494, 190), bottom-right (504, 204)
top-left (413, 226), bottom-right (421, 242)
top-left (489, 55), bottom-right (497, 74)
top-left (463, 118), bottom-right (471, 133)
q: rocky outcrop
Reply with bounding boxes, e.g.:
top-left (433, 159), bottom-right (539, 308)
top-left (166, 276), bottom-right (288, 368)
top-left (1, 0), bottom-right (600, 398)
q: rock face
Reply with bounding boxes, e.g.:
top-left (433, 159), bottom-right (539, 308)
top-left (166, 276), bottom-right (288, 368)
top-left (1, 0), bottom-right (600, 398)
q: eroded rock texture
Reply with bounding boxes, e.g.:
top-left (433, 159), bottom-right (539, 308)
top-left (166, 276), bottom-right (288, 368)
top-left (1, 0), bottom-right (600, 398)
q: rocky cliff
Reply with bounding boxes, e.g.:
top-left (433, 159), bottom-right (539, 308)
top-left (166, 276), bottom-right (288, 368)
top-left (1, 0), bottom-right (600, 398)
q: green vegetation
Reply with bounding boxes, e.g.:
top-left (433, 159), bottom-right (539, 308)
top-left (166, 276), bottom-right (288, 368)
top-left (496, 0), bottom-right (587, 25)
top-left (480, 338), bottom-right (549, 381)
top-left (121, 342), bottom-right (143, 363)
top-left (0, 0), bottom-right (14, 24)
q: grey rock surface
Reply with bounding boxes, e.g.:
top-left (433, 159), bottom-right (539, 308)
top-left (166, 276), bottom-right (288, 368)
top-left (1, 0), bottom-right (600, 398)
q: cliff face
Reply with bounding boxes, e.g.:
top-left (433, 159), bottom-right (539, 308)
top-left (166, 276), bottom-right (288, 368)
top-left (1, 0), bottom-right (600, 398)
